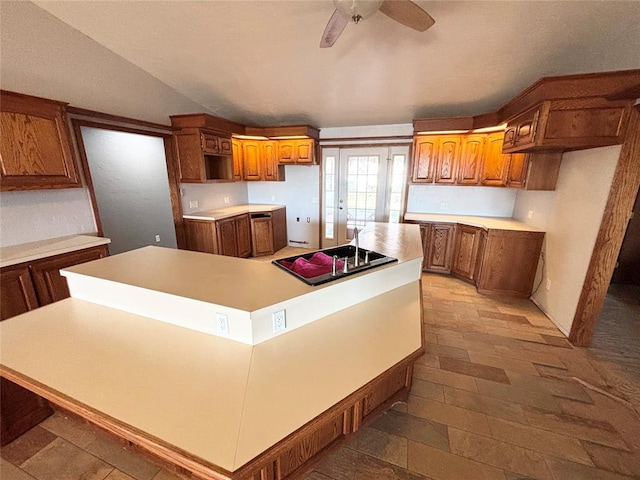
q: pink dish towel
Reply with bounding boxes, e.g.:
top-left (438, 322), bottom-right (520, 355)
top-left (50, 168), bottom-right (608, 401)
top-left (280, 252), bottom-right (344, 278)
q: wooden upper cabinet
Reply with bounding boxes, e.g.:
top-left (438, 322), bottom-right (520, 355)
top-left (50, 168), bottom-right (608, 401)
top-left (262, 141), bottom-right (279, 181)
top-left (242, 140), bottom-right (263, 181)
top-left (231, 138), bottom-right (243, 182)
top-left (506, 153), bottom-right (528, 188)
top-left (434, 136), bottom-right (461, 184)
top-left (0, 90), bottom-right (80, 191)
top-left (277, 139), bottom-right (315, 165)
top-left (294, 139), bottom-right (314, 164)
top-left (457, 135), bottom-right (485, 185)
top-left (502, 99), bottom-right (632, 153)
top-left (481, 133), bottom-right (510, 187)
top-left (412, 137), bottom-right (438, 183)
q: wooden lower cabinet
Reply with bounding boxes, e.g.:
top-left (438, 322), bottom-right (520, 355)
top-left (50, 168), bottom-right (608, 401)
top-left (0, 243), bottom-right (109, 445)
top-left (185, 214), bottom-right (251, 258)
top-left (477, 230), bottom-right (545, 297)
top-left (420, 223), bottom-right (456, 273)
top-left (413, 221), bottom-right (543, 297)
top-left (250, 208), bottom-right (288, 257)
top-left (451, 224), bottom-right (485, 282)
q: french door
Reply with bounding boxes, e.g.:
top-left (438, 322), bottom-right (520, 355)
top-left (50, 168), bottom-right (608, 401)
top-left (322, 146), bottom-right (409, 248)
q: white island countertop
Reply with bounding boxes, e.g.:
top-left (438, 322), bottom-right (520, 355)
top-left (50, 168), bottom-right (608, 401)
top-left (183, 204), bottom-right (285, 221)
top-left (0, 235), bottom-right (111, 268)
top-left (0, 223), bottom-right (423, 474)
top-left (404, 212), bottom-right (543, 232)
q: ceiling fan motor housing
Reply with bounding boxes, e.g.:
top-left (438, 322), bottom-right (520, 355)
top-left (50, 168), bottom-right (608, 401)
top-left (333, 0), bottom-right (385, 22)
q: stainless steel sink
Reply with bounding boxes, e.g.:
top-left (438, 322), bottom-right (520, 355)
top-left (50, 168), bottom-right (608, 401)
top-left (272, 245), bottom-right (397, 286)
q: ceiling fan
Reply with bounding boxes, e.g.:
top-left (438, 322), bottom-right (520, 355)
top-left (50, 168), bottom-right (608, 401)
top-left (320, 0), bottom-right (435, 48)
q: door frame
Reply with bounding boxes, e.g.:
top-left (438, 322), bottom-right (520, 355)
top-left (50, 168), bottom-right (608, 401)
top-left (569, 106), bottom-right (640, 346)
top-left (71, 118), bottom-right (185, 249)
top-left (320, 143), bottom-right (410, 248)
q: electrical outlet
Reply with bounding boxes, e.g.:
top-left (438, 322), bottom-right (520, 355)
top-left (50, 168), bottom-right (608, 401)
top-left (215, 313), bottom-right (229, 336)
top-left (155, 234), bottom-right (161, 243)
top-left (439, 202), bottom-right (448, 210)
top-left (272, 309), bottom-right (286, 333)
top-left (189, 200), bottom-right (199, 209)
top-left (527, 210), bottom-right (534, 219)
top-left (223, 196), bottom-right (230, 204)
top-left (545, 279), bottom-right (552, 291)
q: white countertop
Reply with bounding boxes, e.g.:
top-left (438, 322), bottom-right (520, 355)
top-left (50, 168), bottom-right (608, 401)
top-left (0, 235), bottom-right (111, 268)
top-left (63, 223), bottom-right (423, 313)
top-left (0, 223), bottom-right (423, 471)
top-left (404, 212), bottom-right (543, 232)
top-left (183, 204), bottom-right (285, 221)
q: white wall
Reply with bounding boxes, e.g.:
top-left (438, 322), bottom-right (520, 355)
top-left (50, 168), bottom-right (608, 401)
top-left (248, 166), bottom-right (321, 249)
top-left (512, 146), bottom-right (621, 334)
top-left (0, 189), bottom-right (96, 247)
top-left (80, 128), bottom-right (177, 255)
top-left (406, 185), bottom-right (517, 217)
top-left (180, 183), bottom-right (249, 215)
top-left (0, 1), bottom-right (209, 247)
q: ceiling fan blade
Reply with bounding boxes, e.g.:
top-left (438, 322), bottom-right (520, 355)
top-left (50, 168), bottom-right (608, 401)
top-left (379, 0), bottom-right (435, 32)
top-left (320, 9), bottom-right (349, 48)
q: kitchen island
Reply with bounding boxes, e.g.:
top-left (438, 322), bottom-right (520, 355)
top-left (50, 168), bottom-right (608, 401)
top-left (0, 223), bottom-right (424, 480)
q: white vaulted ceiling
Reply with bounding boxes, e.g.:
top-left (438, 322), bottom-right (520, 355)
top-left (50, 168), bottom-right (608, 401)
top-left (33, 1), bottom-right (640, 128)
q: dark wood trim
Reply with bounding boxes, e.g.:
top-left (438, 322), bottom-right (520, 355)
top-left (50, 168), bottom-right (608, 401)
top-left (413, 117), bottom-right (473, 133)
top-left (67, 106), bottom-right (175, 132)
top-left (71, 119), bottom-right (185, 248)
top-left (245, 125), bottom-right (320, 140)
top-left (569, 106), bottom-right (640, 346)
top-left (72, 121), bottom-right (104, 237)
top-left (319, 141), bottom-right (413, 149)
top-left (498, 69), bottom-right (640, 123)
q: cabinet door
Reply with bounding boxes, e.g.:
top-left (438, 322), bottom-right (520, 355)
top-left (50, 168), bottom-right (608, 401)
top-left (262, 141), bottom-right (279, 181)
top-left (278, 142), bottom-right (296, 164)
top-left (175, 132), bottom-right (205, 182)
top-left (506, 153), bottom-right (529, 188)
top-left (424, 223), bottom-right (456, 273)
top-left (232, 138), bottom-right (244, 181)
top-left (481, 133), bottom-right (510, 187)
top-left (419, 224), bottom-right (430, 272)
top-left (242, 141), bottom-right (262, 181)
top-left (434, 136), bottom-right (460, 184)
top-left (513, 106), bottom-right (542, 150)
top-left (30, 246), bottom-right (109, 305)
top-left (201, 133), bottom-right (219, 154)
top-left (216, 217), bottom-right (239, 257)
top-left (457, 135), bottom-right (485, 185)
top-left (451, 225), bottom-right (484, 282)
top-left (251, 217), bottom-right (275, 256)
top-left (295, 139), bottom-right (315, 164)
top-left (0, 265), bottom-right (39, 320)
top-left (412, 137), bottom-right (438, 183)
top-left (184, 219), bottom-right (218, 254)
top-left (0, 91), bottom-right (80, 191)
top-left (218, 136), bottom-right (232, 155)
top-left (235, 214), bottom-right (252, 258)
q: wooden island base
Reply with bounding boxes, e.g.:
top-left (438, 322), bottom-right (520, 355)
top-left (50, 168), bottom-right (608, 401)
top-left (2, 349), bottom-right (422, 480)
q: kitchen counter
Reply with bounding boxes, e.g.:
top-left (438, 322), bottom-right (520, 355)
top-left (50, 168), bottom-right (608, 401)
top-left (0, 235), bottom-right (111, 268)
top-left (183, 204), bottom-right (285, 221)
top-left (404, 212), bottom-right (542, 232)
top-left (61, 223), bottom-right (424, 344)
top-left (0, 223), bottom-right (424, 479)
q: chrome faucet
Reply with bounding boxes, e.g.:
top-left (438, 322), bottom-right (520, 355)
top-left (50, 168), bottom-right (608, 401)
top-left (353, 227), bottom-right (360, 267)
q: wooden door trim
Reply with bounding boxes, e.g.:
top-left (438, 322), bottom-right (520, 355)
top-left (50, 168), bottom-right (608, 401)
top-left (569, 106), bottom-right (640, 346)
top-left (71, 119), bottom-right (185, 249)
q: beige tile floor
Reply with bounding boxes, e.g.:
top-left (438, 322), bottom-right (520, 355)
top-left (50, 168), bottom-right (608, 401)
top-left (2, 273), bottom-right (640, 480)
